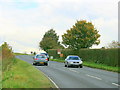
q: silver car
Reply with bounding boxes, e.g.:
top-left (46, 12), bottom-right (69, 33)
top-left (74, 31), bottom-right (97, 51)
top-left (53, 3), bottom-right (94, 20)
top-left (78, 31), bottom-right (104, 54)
top-left (33, 54), bottom-right (48, 66)
top-left (40, 53), bottom-right (49, 61)
top-left (64, 55), bottom-right (83, 68)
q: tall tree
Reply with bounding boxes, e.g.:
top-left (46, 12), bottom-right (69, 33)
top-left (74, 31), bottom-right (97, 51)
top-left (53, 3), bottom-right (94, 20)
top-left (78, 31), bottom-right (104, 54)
top-left (43, 29), bottom-right (59, 42)
top-left (62, 20), bottom-right (101, 50)
top-left (39, 29), bottom-right (63, 51)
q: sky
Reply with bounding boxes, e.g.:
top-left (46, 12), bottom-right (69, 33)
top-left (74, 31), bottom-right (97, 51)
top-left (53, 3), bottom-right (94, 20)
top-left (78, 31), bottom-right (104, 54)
top-left (0, 0), bottom-right (119, 53)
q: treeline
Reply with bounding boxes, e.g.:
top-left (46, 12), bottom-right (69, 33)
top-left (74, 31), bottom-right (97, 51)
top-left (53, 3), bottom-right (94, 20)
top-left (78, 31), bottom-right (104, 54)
top-left (1, 42), bottom-right (16, 71)
top-left (48, 48), bottom-right (119, 67)
top-left (39, 20), bottom-right (101, 52)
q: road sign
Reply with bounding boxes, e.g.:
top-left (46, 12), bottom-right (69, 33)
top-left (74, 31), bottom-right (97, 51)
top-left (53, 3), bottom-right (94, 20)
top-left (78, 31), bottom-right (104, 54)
top-left (57, 49), bottom-right (61, 54)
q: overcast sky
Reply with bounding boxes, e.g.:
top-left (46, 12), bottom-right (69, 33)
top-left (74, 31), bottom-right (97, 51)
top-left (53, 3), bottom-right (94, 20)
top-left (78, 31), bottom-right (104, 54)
top-left (0, 0), bottom-right (119, 53)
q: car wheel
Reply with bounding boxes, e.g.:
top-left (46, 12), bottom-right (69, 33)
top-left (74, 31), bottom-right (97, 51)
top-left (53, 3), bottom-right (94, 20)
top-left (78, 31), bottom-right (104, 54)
top-left (33, 62), bottom-right (36, 66)
top-left (45, 63), bottom-right (48, 66)
top-left (65, 65), bottom-right (67, 67)
top-left (80, 65), bottom-right (83, 68)
top-left (67, 63), bottom-right (69, 68)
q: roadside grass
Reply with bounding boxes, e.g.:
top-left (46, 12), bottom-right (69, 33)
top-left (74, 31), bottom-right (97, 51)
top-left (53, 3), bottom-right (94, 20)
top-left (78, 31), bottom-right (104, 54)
top-left (50, 59), bottom-right (64, 63)
top-left (14, 53), bottom-right (28, 55)
top-left (50, 59), bottom-right (120, 73)
top-left (0, 47), bottom-right (2, 89)
top-left (83, 61), bottom-right (120, 73)
top-left (2, 58), bottom-right (55, 88)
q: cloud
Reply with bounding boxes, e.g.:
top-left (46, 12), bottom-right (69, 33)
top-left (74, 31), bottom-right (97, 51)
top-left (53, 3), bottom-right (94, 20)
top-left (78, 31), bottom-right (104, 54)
top-left (0, 0), bottom-right (119, 52)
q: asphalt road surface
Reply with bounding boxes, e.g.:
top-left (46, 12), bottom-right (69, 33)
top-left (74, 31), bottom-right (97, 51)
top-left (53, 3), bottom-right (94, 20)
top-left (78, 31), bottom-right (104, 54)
top-left (16, 55), bottom-right (119, 88)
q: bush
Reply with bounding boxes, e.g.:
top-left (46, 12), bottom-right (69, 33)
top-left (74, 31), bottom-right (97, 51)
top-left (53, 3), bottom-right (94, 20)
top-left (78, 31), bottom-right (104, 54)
top-left (47, 48), bottom-right (119, 67)
top-left (1, 42), bottom-right (16, 71)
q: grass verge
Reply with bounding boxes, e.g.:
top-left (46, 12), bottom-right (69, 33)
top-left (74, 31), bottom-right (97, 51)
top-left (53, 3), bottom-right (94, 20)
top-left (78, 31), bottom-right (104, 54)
top-left (50, 59), bottom-right (64, 63)
top-left (50, 59), bottom-right (119, 73)
top-left (14, 53), bottom-right (28, 55)
top-left (83, 61), bottom-right (119, 73)
top-left (2, 58), bottom-right (55, 88)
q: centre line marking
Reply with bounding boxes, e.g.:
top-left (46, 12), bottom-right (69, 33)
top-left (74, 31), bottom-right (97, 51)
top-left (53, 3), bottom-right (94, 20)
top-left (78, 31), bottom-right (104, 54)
top-left (68, 69), bottom-right (79, 73)
top-left (112, 83), bottom-right (120, 87)
top-left (86, 74), bottom-right (102, 80)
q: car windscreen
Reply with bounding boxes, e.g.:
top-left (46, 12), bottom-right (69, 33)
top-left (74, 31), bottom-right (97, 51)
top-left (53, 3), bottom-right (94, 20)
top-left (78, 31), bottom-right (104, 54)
top-left (36, 55), bottom-right (46, 58)
top-left (41, 53), bottom-right (48, 56)
top-left (68, 57), bottom-right (80, 60)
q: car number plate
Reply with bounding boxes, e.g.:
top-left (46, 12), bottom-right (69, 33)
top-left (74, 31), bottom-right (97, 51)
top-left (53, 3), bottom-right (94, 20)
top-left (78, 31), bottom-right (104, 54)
top-left (40, 62), bottom-right (44, 64)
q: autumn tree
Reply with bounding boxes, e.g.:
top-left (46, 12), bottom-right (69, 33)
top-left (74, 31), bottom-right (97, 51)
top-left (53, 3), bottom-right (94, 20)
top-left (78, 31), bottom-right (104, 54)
top-left (62, 20), bottom-right (101, 50)
top-left (39, 29), bottom-right (64, 51)
top-left (2, 42), bottom-right (14, 59)
top-left (1, 42), bottom-right (15, 71)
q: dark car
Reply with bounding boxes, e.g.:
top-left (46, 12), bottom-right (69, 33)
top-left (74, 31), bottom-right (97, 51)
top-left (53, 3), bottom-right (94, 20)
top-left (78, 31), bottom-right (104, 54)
top-left (33, 54), bottom-right (49, 66)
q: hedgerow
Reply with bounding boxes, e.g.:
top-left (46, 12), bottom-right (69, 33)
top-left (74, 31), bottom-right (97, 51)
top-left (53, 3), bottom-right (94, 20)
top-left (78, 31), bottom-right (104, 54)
top-left (48, 48), bottom-right (119, 67)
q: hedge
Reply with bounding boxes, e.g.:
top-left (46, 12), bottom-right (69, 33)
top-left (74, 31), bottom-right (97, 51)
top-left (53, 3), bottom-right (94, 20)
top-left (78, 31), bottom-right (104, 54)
top-left (47, 48), bottom-right (119, 67)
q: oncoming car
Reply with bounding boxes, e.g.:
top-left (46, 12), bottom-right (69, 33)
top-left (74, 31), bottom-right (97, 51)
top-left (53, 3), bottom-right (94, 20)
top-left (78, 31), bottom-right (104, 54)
top-left (64, 55), bottom-right (83, 68)
top-left (33, 54), bottom-right (49, 66)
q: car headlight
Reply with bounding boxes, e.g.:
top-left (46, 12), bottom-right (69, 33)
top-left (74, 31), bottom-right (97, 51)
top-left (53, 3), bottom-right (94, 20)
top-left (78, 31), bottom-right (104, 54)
top-left (79, 61), bottom-right (83, 64)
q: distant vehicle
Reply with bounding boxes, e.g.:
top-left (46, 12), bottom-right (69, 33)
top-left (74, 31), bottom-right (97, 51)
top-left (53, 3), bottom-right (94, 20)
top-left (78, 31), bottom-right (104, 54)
top-left (33, 54), bottom-right (49, 66)
top-left (64, 55), bottom-right (83, 68)
top-left (40, 53), bottom-right (49, 61)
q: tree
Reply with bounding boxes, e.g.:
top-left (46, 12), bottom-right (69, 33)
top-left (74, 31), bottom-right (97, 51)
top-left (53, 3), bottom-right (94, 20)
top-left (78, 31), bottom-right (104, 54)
top-left (33, 52), bottom-right (36, 55)
top-left (106, 41), bottom-right (120, 48)
top-left (43, 29), bottom-right (59, 42)
top-left (39, 29), bottom-right (64, 51)
top-left (2, 42), bottom-right (14, 60)
top-left (31, 51), bottom-right (33, 54)
top-left (62, 20), bottom-right (100, 50)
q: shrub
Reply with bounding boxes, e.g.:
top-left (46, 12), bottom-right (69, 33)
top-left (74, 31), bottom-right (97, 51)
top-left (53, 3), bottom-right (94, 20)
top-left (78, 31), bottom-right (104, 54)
top-left (47, 48), bottom-right (119, 67)
top-left (1, 42), bottom-right (16, 71)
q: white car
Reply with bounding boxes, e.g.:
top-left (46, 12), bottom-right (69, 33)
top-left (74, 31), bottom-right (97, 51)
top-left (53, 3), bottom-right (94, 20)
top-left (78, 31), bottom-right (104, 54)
top-left (64, 55), bottom-right (83, 68)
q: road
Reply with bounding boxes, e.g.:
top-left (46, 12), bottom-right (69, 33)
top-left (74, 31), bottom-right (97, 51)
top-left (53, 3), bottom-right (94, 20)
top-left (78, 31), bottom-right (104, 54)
top-left (16, 55), bottom-right (119, 88)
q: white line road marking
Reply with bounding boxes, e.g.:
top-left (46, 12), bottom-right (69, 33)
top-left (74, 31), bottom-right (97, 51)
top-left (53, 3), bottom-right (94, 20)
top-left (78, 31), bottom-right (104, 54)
top-left (47, 77), bottom-right (59, 89)
top-left (43, 74), bottom-right (59, 89)
top-left (36, 67), bottom-right (59, 89)
top-left (68, 68), bottom-right (79, 73)
top-left (112, 83), bottom-right (120, 87)
top-left (86, 74), bottom-right (102, 80)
